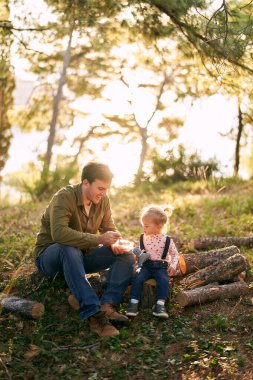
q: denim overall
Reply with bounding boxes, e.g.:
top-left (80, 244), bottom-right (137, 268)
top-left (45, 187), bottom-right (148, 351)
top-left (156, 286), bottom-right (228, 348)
top-left (130, 234), bottom-right (171, 301)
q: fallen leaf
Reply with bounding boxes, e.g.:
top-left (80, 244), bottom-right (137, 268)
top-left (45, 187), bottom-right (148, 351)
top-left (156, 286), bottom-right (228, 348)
top-left (24, 344), bottom-right (41, 360)
top-left (15, 321), bottom-right (24, 329)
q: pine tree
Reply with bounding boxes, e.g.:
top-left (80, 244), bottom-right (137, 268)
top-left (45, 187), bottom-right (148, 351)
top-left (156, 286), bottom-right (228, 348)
top-left (0, 1), bottom-right (15, 181)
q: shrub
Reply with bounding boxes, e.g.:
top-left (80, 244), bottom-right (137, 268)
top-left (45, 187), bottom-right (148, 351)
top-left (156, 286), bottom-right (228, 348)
top-left (151, 145), bottom-right (220, 184)
top-left (7, 161), bottom-right (78, 201)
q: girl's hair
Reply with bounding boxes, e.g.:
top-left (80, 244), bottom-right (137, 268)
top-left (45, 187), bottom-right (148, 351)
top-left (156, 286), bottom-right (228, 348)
top-left (140, 204), bottom-right (173, 225)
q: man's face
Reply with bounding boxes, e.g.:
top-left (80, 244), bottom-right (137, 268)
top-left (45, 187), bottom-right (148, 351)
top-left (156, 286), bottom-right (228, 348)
top-left (82, 178), bottom-right (111, 204)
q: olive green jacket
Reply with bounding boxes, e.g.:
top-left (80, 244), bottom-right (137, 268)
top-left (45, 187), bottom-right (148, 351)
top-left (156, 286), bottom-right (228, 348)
top-left (33, 183), bottom-right (116, 257)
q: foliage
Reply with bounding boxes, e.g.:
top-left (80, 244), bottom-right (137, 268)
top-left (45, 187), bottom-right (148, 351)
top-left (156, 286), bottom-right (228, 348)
top-left (8, 0), bottom-right (253, 185)
top-left (10, 0), bottom-right (126, 177)
top-left (6, 160), bottom-right (78, 201)
top-left (0, 1), bottom-right (15, 181)
top-left (151, 144), bottom-right (220, 184)
top-left (145, 0), bottom-right (253, 75)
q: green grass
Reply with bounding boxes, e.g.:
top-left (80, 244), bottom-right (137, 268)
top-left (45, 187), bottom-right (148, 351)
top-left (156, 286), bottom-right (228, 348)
top-left (0, 179), bottom-right (253, 379)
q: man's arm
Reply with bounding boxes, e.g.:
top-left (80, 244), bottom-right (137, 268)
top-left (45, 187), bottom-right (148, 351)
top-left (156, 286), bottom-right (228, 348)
top-left (50, 191), bottom-right (99, 250)
top-left (50, 190), bottom-right (120, 250)
top-left (98, 198), bottom-right (117, 233)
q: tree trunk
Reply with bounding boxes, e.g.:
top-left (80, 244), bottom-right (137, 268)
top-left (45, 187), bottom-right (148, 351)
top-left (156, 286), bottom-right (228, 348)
top-left (177, 281), bottom-right (249, 307)
top-left (42, 24), bottom-right (74, 175)
top-left (134, 71), bottom-right (168, 184)
top-left (182, 245), bottom-right (240, 274)
top-left (180, 253), bottom-right (247, 289)
top-left (192, 237), bottom-right (253, 250)
top-left (233, 103), bottom-right (243, 177)
top-left (0, 294), bottom-right (45, 319)
top-left (135, 128), bottom-right (148, 183)
top-left (0, 2), bottom-right (15, 180)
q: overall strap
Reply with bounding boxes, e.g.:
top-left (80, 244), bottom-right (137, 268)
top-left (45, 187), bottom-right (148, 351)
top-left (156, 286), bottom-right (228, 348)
top-left (139, 234), bottom-right (145, 251)
top-left (162, 236), bottom-right (171, 260)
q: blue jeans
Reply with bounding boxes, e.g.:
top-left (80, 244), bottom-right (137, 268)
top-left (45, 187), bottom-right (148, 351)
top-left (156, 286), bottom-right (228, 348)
top-left (130, 261), bottom-right (169, 301)
top-left (35, 244), bottom-right (135, 320)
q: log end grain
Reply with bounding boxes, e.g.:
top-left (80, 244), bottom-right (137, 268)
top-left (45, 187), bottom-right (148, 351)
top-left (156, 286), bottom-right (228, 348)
top-left (179, 256), bottom-right (187, 275)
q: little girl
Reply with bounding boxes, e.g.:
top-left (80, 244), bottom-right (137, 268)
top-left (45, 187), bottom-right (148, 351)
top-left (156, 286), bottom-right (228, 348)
top-left (126, 204), bottom-right (179, 319)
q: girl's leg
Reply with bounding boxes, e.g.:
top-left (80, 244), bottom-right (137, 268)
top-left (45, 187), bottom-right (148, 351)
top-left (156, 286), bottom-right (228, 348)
top-left (153, 268), bottom-right (169, 301)
top-left (129, 267), bottom-right (152, 301)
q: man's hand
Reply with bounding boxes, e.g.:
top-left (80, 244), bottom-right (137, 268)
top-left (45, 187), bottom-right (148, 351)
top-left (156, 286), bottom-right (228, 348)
top-left (98, 231), bottom-right (121, 246)
top-left (111, 239), bottom-right (134, 255)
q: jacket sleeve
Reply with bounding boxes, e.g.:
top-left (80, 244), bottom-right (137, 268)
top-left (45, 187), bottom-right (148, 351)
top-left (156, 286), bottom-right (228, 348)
top-left (50, 190), bottom-right (99, 250)
top-left (98, 197), bottom-right (117, 233)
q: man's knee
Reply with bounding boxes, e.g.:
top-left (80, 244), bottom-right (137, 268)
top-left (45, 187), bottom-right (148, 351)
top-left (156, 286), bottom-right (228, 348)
top-left (59, 245), bottom-right (83, 261)
top-left (120, 251), bottom-right (135, 265)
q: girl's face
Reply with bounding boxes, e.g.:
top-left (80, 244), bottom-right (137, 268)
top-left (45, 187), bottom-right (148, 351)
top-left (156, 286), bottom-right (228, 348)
top-left (141, 216), bottom-right (164, 236)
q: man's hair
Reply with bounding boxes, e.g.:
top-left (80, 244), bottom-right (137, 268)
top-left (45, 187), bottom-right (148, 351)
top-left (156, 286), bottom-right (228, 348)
top-left (81, 162), bottom-right (113, 183)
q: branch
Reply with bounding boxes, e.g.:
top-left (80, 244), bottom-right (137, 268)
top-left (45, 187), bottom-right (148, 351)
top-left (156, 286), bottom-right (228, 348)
top-left (222, 0), bottom-right (229, 44)
top-left (240, 0), bottom-right (253, 9)
top-left (119, 67), bottom-right (142, 131)
top-left (152, 2), bottom-right (253, 74)
top-left (144, 69), bottom-right (169, 128)
top-left (0, 21), bottom-right (50, 31)
top-left (205, 2), bottom-right (225, 38)
top-left (9, 29), bottom-right (49, 55)
top-left (25, 83), bottom-right (54, 105)
top-left (51, 343), bottom-right (99, 352)
top-left (71, 126), bottom-right (122, 164)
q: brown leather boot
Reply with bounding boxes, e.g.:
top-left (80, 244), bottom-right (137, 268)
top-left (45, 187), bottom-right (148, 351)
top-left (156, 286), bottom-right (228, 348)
top-left (88, 311), bottom-right (119, 337)
top-left (101, 303), bottom-right (129, 324)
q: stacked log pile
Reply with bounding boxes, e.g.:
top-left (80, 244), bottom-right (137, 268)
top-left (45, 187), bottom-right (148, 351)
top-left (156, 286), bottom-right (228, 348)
top-left (141, 245), bottom-right (250, 308)
top-left (175, 245), bottom-right (250, 307)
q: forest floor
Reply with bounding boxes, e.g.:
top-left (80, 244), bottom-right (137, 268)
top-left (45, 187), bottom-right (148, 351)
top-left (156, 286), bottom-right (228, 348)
top-left (0, 178), bottom-right (253, 380)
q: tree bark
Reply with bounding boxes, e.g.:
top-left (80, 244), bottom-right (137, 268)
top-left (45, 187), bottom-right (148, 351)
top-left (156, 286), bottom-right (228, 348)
top-left (134, 70), bottom-right (168, 184)
top-left (182, 245), bottom-right (240, 274)
top-left (42, 24), bottom-right (73, 175)
top-left (233, 103), bottom-right (243, 177)
top-left (177, 281), bottom-right (249, 307)
top-left (180, 253), bottom-right (247, 289)
top-left (0, 294), bottom-right (45, 318)
top-left (192, 237), bottom-right (253, 250)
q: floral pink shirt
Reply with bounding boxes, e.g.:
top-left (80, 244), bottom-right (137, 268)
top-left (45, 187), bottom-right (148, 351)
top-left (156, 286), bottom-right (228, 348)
top-left (143, 234), bottom-right (179, 270)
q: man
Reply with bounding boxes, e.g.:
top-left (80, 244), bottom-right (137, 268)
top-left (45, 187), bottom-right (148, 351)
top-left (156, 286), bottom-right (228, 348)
top-left (34, 162), bottom-right (135, 337)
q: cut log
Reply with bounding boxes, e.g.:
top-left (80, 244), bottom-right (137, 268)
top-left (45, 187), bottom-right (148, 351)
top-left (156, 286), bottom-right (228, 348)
top-left (180, 253), bottom-right (247, 289)
top-left (140, 278), bottom-right (174, 309)
top-left (182, 245), bottom-right (240, 275)
top-left (177, 281), bottom-right (249, 307)
top-left (140, 279), bottom-right (157, 309)
top-left (192, 237), bottom-right (253, 250)
top-left (0, 293), bottom-right (45, 319)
